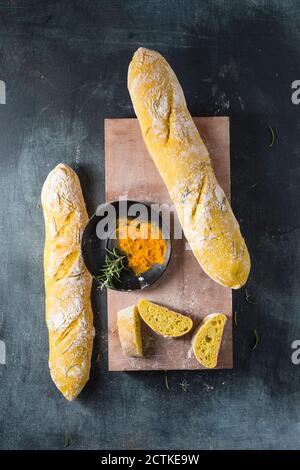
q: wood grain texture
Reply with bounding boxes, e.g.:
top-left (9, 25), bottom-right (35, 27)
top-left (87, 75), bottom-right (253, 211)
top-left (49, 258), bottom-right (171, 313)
top-left (105, 117), bottom-right (232, 371)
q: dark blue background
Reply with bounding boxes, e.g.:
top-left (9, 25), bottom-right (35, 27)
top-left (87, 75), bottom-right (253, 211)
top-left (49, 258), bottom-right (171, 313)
top-left (0, 0), bottom-right (300, 450)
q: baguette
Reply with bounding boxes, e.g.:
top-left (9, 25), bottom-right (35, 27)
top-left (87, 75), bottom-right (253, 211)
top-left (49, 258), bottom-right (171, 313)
top-left (41, 163), bottom-right (95, 400)
top-left (128, 48), bottom-right (250, 288)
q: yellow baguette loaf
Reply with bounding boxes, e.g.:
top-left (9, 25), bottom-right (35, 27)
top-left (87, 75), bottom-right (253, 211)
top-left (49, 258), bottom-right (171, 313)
top-left (128, 48), bottom-right (250, 289)
top-left (41, 163), bottom-right (95, 400)
top-left (192, 313), bottom-right (227, 368)
top-left (117, 305), bottom-right (143, 357)
top-left (137, 299), bottom-right (193, 337)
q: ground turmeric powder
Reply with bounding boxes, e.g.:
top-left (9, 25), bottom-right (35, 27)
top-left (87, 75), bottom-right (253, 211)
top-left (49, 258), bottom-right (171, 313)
top-left (116, 219), bottom-right (167, 275)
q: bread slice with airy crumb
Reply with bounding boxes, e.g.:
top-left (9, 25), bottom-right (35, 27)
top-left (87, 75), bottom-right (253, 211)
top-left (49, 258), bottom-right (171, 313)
top-left (117, 305), bottom-right (143, 357)
top-left (192, 313), bottom-right (227, 368)
top-left (137, 299), bottom-right (193, 337)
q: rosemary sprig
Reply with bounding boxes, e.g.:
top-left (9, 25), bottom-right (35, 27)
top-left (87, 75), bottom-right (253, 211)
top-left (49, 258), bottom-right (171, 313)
top-left (251, 329), bottom-right (259, 351)
top-left (268, 125), bottom-right (275, 148)
top-left (95, 248), bottom-right (126, 290)
top-left (64, 432), bottom-right (70, 448)
top-left (245, 289), bottom-right (257, 305)
top-left (179, 379), bottom-right (189, 392)
top-left (165, 374), bottom-right (170, 390)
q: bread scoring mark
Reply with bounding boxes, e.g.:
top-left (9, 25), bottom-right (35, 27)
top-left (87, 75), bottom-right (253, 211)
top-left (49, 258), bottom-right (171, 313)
top-left (191, 177), bottom-right (207, 221)
top-left (53, 249), bottom-right (79, 282)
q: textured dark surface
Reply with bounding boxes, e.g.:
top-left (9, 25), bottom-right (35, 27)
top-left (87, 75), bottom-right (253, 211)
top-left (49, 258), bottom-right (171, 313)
top-left (0, 0), bottom-right (300, 450)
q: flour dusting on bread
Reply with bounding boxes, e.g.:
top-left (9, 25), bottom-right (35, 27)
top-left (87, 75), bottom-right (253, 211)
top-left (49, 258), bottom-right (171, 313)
top-left (42, 163), bottom-right (94, 401)
top-left (128, 48), bottom-right (250, 288)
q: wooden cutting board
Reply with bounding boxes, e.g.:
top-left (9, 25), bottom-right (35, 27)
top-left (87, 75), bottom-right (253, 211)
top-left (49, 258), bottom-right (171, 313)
top-left (105, 117), bottom-right (232, 371)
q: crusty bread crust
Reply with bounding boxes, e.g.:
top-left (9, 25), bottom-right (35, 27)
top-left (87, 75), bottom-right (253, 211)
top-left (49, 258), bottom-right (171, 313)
top-left (128, 48), bottom-right (250, 288)
top-left (41, 163), bottom-right (94, 400)
top-left (117, 305), bottom-right (143, 357)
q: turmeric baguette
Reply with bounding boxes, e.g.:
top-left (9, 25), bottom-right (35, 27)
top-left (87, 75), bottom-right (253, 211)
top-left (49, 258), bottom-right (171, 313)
top-left (41, 163), bottom-right (95, 400)
top-left (128, 48), bottom-right (250, 288)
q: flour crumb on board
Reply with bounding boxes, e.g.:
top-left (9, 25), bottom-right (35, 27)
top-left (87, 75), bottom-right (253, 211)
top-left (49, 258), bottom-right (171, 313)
top-left (203, 382), bottom-right (214, 391)
top-left (187, 346), bottom-right (193, 359)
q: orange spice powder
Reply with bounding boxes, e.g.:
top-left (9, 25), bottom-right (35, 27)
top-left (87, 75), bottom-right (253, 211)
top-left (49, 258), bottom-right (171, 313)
top-left (116, 219), bottom-right (167, 275)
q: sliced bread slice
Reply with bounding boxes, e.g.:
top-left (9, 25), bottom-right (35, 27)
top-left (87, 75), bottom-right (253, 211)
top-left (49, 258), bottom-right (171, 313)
top-left (137, 299), bottom-right (193, 337)
top-left (117, 305), bottom-right (143, 357)
top-left (192, 313), bottom-right (227, 368)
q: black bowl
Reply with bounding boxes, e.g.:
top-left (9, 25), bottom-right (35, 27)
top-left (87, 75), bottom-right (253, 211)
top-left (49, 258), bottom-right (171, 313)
top-left (81, 200), bottom-right (172, 291)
